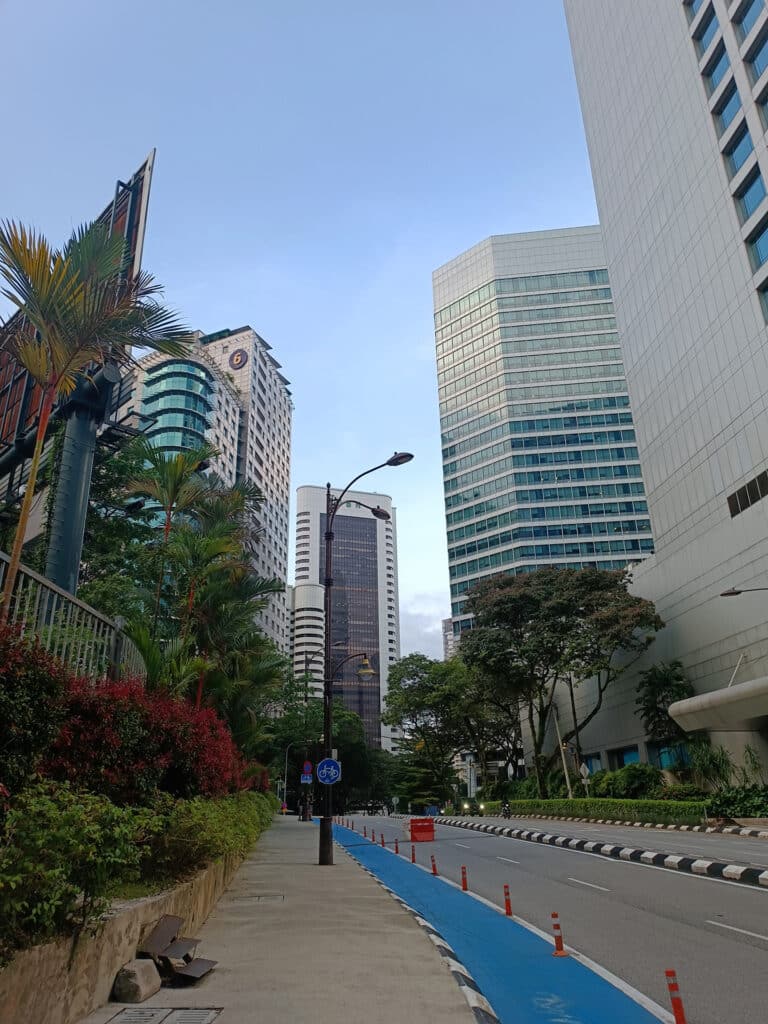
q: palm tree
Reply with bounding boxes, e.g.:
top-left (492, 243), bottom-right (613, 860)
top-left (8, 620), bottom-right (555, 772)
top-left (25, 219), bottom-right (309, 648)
top-left (0, 221), bottom-right (190, 622)
top-left (126, 438), bottom-right (219, 635)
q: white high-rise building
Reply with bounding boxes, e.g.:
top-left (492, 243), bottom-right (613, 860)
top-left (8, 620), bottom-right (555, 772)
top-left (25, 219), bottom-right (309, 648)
top-left (200, 326), bottom-right (293, 651)
top-left (563, 0), bottom-right (768, 766)
top-left (292, 485), bottom-right (401, 749)
top-left (434, 229), bottom-right (654, 650)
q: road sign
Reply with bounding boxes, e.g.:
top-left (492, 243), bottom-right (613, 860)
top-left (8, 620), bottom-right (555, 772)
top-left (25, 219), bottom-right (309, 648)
top-left (392, 796), bottom-right (400, 807)
top-left (303, 760), bottom-right (313, 775)
top-left (300, 773), bottom-right (313, 785)
top-left (579, 763), bottom-right (591, 779)
top-left (317, 758), bottom-right (342, 785)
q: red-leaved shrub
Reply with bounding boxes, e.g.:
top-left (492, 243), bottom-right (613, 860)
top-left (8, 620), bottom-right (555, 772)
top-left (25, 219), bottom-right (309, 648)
top-left (45, 678), bottom-right (249, 804)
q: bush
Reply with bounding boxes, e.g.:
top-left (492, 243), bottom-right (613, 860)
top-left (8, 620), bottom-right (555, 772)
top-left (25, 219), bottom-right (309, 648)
top-left (590, 763), bottom-right (662, 799)
top-left (454, 797), bottom-right (707, 825)
top-left (0, 781), bottom-right (146, 963)
top-left (0, 625), bottom-right (69, 792)
top-left (653, 782), bottom-right (708, 802)
top-left (45, 678), bottom-right (249, 804)
top-left (144, 792), bottom-right (275, 879)
top-left (707, 786), bottom-right (768, 819)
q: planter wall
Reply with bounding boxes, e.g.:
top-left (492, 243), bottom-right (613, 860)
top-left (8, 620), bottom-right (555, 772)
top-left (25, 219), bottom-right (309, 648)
top-left (0, 853), bottom-right (241, 1024)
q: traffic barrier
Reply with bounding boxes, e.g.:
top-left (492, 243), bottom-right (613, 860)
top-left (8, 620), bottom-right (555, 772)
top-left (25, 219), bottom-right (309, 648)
top-left (372, 830), bottom-right (376, 843)
top-left (665, 970), bottom-right (688, 1024)
top-left (503, 884), bottom-right (512, 917)
top-left (395, 837), bottom-right (399, 855)
top-left (381, 834), bottom-right (385, 847)
top-left (551, 913), bottom-right (568, 957)
top-left (461, 865), bottom-right (468, 891)
top-left (431, 855), bottom-right (438, 876)
top-left (411, 844), bottom-right (416, 863)
top-left (363, 826), bottom-right (367, 838)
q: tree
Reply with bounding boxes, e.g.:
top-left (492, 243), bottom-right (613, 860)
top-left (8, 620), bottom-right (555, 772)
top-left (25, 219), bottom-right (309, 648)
top-left (0, 221), bottom-right (190, 621)
top-left (126, 438), bottom-right (218, 635)
top-left (461, 567), bottom-right (662, 796)
top-left (636, 660), bottom-right (693, 743)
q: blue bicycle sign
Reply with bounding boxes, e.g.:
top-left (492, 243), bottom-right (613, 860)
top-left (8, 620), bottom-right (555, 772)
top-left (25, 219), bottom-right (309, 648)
top-left (317, 758), bottom-right (342, 785)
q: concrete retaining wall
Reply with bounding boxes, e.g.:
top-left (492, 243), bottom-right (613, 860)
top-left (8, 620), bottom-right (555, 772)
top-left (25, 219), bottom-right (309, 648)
top-left (0, 853), bottom-right (242, 1024)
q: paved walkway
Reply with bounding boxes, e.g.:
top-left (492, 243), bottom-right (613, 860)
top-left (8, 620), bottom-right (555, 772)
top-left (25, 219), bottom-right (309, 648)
top-left (80, 817), bottom-right (474, 1024)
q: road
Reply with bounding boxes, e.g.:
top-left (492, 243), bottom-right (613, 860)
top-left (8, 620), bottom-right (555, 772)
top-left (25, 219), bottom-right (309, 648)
top-left (447, 814), bottom-right (768, 867)
top-left (349, 815), bottom-right (768, 1024)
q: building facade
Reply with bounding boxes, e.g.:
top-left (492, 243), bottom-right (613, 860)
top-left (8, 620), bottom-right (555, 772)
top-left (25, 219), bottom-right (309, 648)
top-left (442, 617), bottom-right (459, 660)
top-left (292, 485), bottom-right (401, 748)
top-left (562, 0), bottom-right (768, 767)
top-left (199, 326), bottom-right (293, 651)
top-left (433, 228), bottom-right (654, 649)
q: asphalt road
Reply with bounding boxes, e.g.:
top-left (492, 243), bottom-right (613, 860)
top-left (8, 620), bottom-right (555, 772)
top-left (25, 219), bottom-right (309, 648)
top-left (349, 815), bottom-right (768, 1024)
top-left (450, 814), bottom-right (768, 868)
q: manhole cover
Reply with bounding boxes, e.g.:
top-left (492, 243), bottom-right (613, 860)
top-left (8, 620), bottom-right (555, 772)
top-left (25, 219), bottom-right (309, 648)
top-left (165, 1012), bottom-right (222, 1024)
top-left (108, 1010), bottom-right (222, 1024)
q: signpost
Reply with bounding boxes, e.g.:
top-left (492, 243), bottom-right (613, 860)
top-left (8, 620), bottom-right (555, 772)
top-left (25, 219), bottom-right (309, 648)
top-left (300, 773), bottom-right (313, 785)
top-left (317, 758), bottom-right (342, 785)
top-left (580, 761), bottom-right (591, 795)
top-left (303, 760), bottom-right (313, 775)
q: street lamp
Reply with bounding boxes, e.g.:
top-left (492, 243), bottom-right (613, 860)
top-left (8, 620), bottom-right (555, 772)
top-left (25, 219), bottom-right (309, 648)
top-left (720, 586), bottom-right (768, 597)
top-left (319, 451), bottom-right (413, 866)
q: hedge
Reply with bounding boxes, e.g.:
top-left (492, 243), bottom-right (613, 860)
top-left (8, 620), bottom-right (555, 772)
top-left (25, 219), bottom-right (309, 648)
top-left (461, 797), bottom-right (707, 826)
top-left (0, 782), bottom-right (275, 964)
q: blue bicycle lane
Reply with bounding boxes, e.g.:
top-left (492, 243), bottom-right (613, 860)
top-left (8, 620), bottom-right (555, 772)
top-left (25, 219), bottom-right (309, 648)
top-left (332, 824), bottom-right (663, 1024)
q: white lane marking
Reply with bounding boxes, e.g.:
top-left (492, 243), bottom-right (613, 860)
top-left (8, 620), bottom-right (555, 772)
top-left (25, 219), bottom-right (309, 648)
top-left (705, 920), bottom-right (768, 942)
top-left (455, 843), bottom-right (471, 849)
top-left (568, 877), bottom-right (611, 892)
top-left (497, 856), bottom-right (520, 864)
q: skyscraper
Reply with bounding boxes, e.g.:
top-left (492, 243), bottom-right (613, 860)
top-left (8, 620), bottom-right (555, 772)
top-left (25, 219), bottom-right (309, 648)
top-left (200, 326), bottom-right (293, 651)
top-left (434, 229), bottom-right (654, 646)
top-left (292, 485), bottom-right (400, 748)
top-left (563, 0), bottom-right (768, 764)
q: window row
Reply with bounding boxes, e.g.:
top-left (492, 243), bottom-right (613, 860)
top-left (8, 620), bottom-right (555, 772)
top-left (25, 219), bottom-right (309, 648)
top-left (443, 411), bottom-right (634, 461)
top-left (446, 498), bottom-right (650, 540)
top-left (439, 348), bottom-right (622, 399)
top-left (440, 364), bottom-right (626, 415)
top-left (433, 270), bottom-right (609, 328)
top-left (445, 464), bottom-right (644, 509)
top-left (438, 329), bottom-right (620, 376)
top-left (143, 374), bottom-right (213, 399)
top-left (449, 519), bottom-right (652, 562)
top-left (443, 429), bottom-right (636, 476)
top-left (727, 466), bottom-right (768, 515)
top-left (449, 537), bottom-right (655, 580)
top-left (444, 447), bottom-right (640, 493)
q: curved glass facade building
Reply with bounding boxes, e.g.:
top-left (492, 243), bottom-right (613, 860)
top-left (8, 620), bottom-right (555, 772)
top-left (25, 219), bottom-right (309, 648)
top-left (141, 360), bottom-right (216, 453)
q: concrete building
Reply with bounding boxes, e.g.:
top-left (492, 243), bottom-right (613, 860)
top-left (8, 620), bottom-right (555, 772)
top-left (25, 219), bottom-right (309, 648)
top-left (199, 326), bottom-right (293, 651)
top-left (433, 229), bottom-right (654, 651)
top-left (442, 617), bottom-right (459, 660)
top-left (292, 485), bottom-right (401, 748)
top-left (561, 0), bottom-right (768, 767)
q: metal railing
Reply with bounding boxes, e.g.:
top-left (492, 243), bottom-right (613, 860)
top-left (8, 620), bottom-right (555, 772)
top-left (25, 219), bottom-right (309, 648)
top-left (0, 551), bottom-right (146, 681)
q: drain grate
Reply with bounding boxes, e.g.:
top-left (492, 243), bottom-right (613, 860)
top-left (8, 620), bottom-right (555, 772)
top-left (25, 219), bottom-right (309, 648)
top-left (107, 1010), bottom-right (222, 1024)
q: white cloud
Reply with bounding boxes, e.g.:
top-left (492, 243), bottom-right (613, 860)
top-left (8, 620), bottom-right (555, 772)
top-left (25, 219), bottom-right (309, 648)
top-left (398, 590), bottom-right (450, 659)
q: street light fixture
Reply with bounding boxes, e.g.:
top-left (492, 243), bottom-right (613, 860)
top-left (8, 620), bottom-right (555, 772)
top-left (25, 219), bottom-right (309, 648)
top-left (720, 586), bottom-right (768, 597)
top-left (319, 451), bottom-right (414, 866)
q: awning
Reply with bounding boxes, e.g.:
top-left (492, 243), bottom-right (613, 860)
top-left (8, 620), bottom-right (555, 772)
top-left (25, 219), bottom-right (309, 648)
top-left (669, 676), bottom-right (768, 732)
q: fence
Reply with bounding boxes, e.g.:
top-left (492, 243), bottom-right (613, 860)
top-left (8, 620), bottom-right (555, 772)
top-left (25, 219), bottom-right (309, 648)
top-left (0, 550), bottom-right (146, 680)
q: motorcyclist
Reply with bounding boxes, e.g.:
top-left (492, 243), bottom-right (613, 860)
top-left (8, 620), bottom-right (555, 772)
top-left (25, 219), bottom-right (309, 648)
top-left (502, 800), bottom-right (511, 819)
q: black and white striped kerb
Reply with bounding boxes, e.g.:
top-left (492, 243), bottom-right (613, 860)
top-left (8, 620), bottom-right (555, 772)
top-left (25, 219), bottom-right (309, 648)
top-left (337, 843), bottom-right (500, 1024)
top-left (435, 818), bottom-right (768, 889)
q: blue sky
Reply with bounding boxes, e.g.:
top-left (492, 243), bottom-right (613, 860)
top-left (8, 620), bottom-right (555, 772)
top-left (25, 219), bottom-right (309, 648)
top-left (0, 0), bottom-right (598, 656)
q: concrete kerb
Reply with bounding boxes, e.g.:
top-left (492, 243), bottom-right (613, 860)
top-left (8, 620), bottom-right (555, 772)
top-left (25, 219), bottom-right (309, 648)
top-left (334, 839), bottom-right (500, 1024)
top-left (433, 818), bottom-right (768, 889)
top-left (390, 812), bottom-right (768, 839)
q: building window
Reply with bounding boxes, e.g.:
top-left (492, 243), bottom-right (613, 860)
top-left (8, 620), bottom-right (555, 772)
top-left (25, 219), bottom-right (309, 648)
top-left (725, 123), bottom-right (753, 174)
top-left (749, 219), bottom-right (768, 267)
top-left (716, 84), bottom-right (742, 133)
top-left (582, 753), bottom-right (603, 773)
top-left (736, 0), bottom-right (765, 40)
top-left (647, 742), bottom-right (691, 770)
top-left (695, 8), bottom-right (719, 56)
top-left (609, 745), bottom-right (640, 769)
top-left (750, 32), bottom-right (768, 80)
top-left (687, 0), bottom-right (705, 19)
top-left (704, 45), bottom-right (730, 94)
top-left (737, 170), bottom-right (767, 220)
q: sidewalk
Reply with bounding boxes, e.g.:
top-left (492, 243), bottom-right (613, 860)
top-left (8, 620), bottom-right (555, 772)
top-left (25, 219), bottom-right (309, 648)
top-left (80, 817), bottom-right (475, 1024)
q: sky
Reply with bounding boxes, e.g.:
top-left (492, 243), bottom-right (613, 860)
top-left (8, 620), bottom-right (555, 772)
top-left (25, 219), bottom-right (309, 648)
top-left (0, 0), bottom-right (598, 657)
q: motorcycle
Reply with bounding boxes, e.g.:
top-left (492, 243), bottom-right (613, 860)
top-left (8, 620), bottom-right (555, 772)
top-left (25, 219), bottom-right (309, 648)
top-left (501, 803), bottom-right (511, 819)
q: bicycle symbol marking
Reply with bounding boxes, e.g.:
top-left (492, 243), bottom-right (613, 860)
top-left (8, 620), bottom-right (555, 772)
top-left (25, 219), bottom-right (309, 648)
top-left (317, 758), bottom-right (341, 785)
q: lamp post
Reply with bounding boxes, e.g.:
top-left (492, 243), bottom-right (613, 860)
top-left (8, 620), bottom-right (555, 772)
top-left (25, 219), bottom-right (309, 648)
top-left (720, 586), bottom-right (768, 597)
top-left (319, 451), bottom-right (413, 866)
